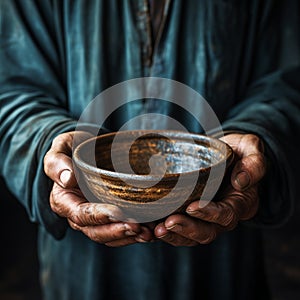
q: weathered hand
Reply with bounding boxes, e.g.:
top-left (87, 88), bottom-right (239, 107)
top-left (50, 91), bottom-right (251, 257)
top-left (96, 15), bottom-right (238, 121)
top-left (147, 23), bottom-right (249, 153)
top-left (154, 133), bottom-right (266, 246)
top-left (44, 131), bottom-right (153, 246)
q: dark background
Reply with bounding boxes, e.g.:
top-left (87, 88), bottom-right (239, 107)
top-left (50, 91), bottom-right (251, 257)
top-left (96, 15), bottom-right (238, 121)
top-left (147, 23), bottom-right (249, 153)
top-left (0, 177), bottom-right (299, 300)
top-left (0, 179), bottom-right (41, 300)
top-left (263, 201), bottom-right (300, 300)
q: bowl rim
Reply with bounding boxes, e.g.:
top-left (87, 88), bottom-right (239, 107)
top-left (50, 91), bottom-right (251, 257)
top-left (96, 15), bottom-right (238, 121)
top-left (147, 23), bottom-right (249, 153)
top-left (73, 130), bottom-right (234, 181)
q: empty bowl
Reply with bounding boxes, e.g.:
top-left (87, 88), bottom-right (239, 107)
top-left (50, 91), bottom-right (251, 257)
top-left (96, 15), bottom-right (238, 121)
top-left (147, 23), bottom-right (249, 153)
top-left (73, 130), bottom-right (234, 222)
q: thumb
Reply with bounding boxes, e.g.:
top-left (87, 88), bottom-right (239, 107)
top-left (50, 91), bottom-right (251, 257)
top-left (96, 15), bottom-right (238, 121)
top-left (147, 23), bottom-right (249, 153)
top-left (231, 153), bottom-right (266, 191)
top-left (44, 131), bottom-right (92, 188)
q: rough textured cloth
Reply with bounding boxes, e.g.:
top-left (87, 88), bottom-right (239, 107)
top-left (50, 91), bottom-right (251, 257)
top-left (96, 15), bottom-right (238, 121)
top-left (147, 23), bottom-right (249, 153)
top-left (1, 1), bottom-right (300, 299)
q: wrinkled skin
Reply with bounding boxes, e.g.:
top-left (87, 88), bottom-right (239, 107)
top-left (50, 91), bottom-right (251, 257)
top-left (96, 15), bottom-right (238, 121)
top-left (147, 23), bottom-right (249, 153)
top-left (154, 133), bottom-right (266, 246)
top-left (44, 131), bottom-right (154, 247)
top-left (44, 132), bottom-right (266, 247)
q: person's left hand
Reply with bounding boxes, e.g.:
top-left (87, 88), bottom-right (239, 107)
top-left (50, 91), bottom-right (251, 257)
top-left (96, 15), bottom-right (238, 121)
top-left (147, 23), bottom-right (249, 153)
top-left (154, 133), bottom-right (266, 246)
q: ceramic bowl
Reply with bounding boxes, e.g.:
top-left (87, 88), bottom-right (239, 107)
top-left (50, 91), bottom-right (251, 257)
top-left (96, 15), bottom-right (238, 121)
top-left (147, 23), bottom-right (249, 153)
top-left (73, 130), bottom-right (234, 222)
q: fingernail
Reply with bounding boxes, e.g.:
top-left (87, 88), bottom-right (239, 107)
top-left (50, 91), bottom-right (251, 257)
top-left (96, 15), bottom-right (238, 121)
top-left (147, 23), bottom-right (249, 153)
top-left (187, 209), bottom-right (205, 217)
top-left (157, 233), bottom-right (169, 239)
top-left (135, 236), bottom-right (148, 243)
top-left (166, 224), bottom-right (182, 232)
top-left (235, 171), bottom-right (250, 189)
top-left (60, 170), bottom-right (71, 187)
top-left (124, 223), bottom-right (140, 234)
top-left (125, 230), bottom-right (137, 237)
top-left (186, 209), bottom-right (197, 215)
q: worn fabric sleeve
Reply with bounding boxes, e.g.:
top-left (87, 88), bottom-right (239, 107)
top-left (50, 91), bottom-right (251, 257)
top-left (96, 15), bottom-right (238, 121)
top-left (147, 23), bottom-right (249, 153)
top-left (222, 1), bottom-right (300, 226)
top-left (0, 0), bottom-right (74, 238)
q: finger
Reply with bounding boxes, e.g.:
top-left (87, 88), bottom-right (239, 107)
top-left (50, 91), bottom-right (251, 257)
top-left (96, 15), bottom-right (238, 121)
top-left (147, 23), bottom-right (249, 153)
top-left (230, 135), bottom-right (266, 190)
top-left (142, 222), bottom-right (157, 231)
top-left (186, 200), bottom-right (238, 229)
top-left (51, 183), bottom-right (126, 226)
top-left (73, 222), bottom-right (142, 244)
top-left (105, 225), bottom-right (154, 246)
top-left (50, 183), bottom-right (86, 217)
top-left (155, 222), bottom-right (198, 246)
top-left (238, 134), bottom-right (265, 157)
top-left (220, 133), bottom-right (264, 157)
top-left (231, 153), bottom-right (266, 190)
top-left (104, 237), bottom-right (138, 247)
top-left (222, 186), bottom-right (259, 220)
top-left (45, 152), bottom-right (77, 188)
top-left (44, 131), bottom-right (92, 188)
top-left (158, 232), bottom-right (198, 247)
top-left (164, 214), bottom-right (221, 244)
top-left (74, 203), bottom-right (128, 226)
top-left (187, 184), bottom-right (259, 225)
top-left (134, 226), bottom-right (155, 243)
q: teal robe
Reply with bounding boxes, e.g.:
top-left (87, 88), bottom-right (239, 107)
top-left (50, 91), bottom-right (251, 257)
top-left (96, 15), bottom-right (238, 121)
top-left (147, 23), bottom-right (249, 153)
top-left (1, 1), bottom-right (300, 299)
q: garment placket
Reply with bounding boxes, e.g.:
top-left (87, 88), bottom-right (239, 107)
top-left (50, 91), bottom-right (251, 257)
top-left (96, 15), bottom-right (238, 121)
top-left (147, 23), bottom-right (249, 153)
top-left (131, 0), bottom-right (172, 129)
top-left (132, 0), bottom-right (153, 73)
top-left (132, 0), bottom-right (171, 74)
top-left (149, 0), bottom-right (171, 76)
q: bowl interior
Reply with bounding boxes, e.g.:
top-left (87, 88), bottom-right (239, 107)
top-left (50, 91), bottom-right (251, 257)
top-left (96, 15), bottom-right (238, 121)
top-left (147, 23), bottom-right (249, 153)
top-left (75, 131), bottom-right (231, 177)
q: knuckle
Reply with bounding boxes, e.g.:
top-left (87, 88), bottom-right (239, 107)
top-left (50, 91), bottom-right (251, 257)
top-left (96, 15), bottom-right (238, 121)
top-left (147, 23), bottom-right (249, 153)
top-left (52, 134), bottom-right (67, 146)
top-left (242, 134), bottom-right (264, 155)
top-left (245, 134), bottom-right (260, 147)
top-left (71, 210), bottom-right (84, 226)
top-left (69, 204), bottom-right (83, 225)
top-left (78, 203), bottom-right (105, 225)
top-left (43, 150), bottom-right (55, 174)
top-left (248, 133), bottom-right (259, 142)
top-left (82, 204), bottom-right (94, 219)
top-left (220, 209), bottom-right (237, 228)
top-left (49, 187), bottom-right (62, 213)
top-left (52, 133), bottom-right (73, 153)
top-left (99, 204), bottom-right (123, 220)
top-left (238, 154), bottom-right (265, 183)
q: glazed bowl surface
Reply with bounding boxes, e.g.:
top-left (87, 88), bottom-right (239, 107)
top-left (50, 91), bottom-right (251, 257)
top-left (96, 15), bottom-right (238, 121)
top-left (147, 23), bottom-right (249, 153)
top-left (73, 130), bottom-right (234, 221)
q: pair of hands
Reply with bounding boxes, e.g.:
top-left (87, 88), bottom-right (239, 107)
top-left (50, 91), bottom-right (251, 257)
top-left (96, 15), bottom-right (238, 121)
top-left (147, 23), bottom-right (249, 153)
top-left (44, 131), bottom-right (266, 247)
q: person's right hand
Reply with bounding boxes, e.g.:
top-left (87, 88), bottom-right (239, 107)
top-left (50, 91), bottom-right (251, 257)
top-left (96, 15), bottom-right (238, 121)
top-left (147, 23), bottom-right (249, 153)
top-left (44, 131), bottom-right (153, 247)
